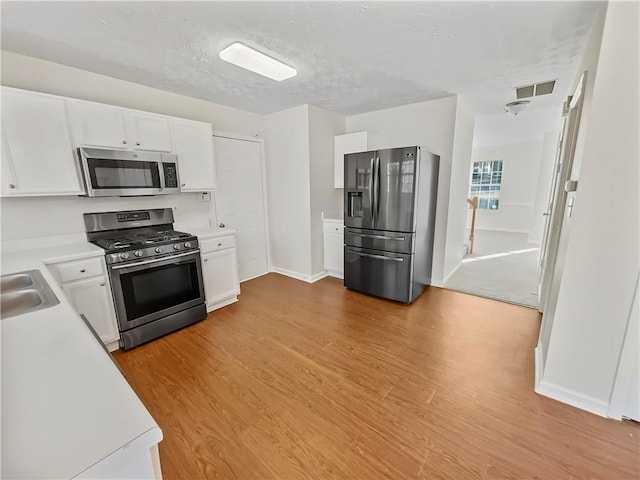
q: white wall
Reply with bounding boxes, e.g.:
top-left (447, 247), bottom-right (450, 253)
top-left (529, 131), bottom-right (560, 244)
top-left (263, 105), bottom-right (313, 277)
top-left (473, 106), bottom-right (562, 148)
top-left (1, 194), bottom-right (210, 242)
top-left (466, 142), bottom-right (543, 234)
top-left (444, 96), bottom-right (476, 279)
top-left (346, 96), bottom-right (459, 285)
top-left (308, 105), bottom-right (345, 275)
top-left (539, 1), bottom-right (640, 415)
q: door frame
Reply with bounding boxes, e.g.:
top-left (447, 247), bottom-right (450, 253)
top-left (212, 130), bottom-right (272, 280)
top-left (538, 72), bottom-right (586, 312)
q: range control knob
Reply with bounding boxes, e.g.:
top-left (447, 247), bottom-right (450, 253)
top-left (184, 242), bottom-right (192, 248)
top-left (173, 244), bottom-right (181, 250)
top-left (134, 250), bottom-right (143, 257)
top-left (119, 252), bottom-right (130, 260)
top-left (155, 247), bottom-right (162, 253)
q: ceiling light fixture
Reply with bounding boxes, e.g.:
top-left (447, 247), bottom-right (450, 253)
top-left (219, 42), bottom-right (297, 81)
top-left (504, 100), bottom-right (531, 116)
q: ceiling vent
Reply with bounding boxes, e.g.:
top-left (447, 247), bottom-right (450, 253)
top-left (516, 80), bottom-right (556, 99)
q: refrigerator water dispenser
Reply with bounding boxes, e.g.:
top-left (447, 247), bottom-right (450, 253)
top-left (347, 191), bottom-right (364, 218)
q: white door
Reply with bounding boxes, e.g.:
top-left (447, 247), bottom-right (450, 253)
top-left (67, 100), bottom-right (129, 149)
top-left (213, 135), bottom-right (269, 281)
top-left (202, 248), bottom-right (241, 307)
top-left (128, 112), bottom-right (173, 152)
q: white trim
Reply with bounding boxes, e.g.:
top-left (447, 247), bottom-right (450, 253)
top-left (442, 260), bottom-right (463, 285)
top-left (206, 296), bottom-right (238, 313)
top-left (326, 269), bottom-right (344, 279)
top-left (240, 271), bottom-right (270, 283)
top-left (534, 344), bottom-right (544, 390)
top-left (608, 273), bottom-right (640, 420)
top-left (470, 227), bottom-right (531, 234)
top-left (211, 132), bottom-right (272, 273)
top-left (271, 267), bottom-right (328, 283)
top-left (536, 380), bottom-right (609, 418)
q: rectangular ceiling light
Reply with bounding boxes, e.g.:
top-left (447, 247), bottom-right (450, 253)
top-left (219, 42), bottom-right (297, 81)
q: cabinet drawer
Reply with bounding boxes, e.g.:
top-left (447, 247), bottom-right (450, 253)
top-left (49, 257), bottom-right (104, 283)
top-left (200, 235), bottom-right (235, 253)
top-left (323, 222), bottom-right (344, 235)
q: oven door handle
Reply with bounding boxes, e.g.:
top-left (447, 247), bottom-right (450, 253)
top-left (110, 250), bottom-right (200, 270)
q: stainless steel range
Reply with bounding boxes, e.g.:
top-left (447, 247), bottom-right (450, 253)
top-left (84, 208), bottom-right (206, 350)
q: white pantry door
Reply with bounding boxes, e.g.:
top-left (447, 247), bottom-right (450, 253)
top-left (213, 135), bottom-right (269, 281)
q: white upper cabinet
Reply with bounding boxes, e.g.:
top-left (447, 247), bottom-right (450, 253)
top-left (67, 101), bottom-right (129, 149)
top-left (69, 100), bottom-right (173, 152)
top-left (128, 111), bottom-right (173, 152)
top-left (334, 131), bottom-right (368, 188)
top-left (171, 118), bottom-right (217, 191)
top-left (1, 88), bottom-right (83, 196)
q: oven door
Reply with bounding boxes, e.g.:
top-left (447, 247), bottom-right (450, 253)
top-left (108, 251), bottom-right (205, 332)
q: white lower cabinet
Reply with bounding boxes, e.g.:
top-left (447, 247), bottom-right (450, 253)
top-left (200, 234), bottom-right (240, 312)
top-left (323, 220), bottom-right (344, 278)
top-left (62, 278), bottom-right (119, 348)
top-left (48, 256), bottom-right (120, 351)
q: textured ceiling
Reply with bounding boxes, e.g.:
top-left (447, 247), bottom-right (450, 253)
top-left (0, 1), bottom-right (600, 115)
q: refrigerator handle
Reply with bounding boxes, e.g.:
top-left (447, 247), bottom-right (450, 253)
top-left (374, 157), bottom-right (381, 224)
top-left (351, 251), bottom-right (404, 262)
top-left (369, 156), bottom-right (375, 224)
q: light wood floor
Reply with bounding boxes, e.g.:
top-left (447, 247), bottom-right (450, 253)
top-left (114, 274), bottom-right (639, 479)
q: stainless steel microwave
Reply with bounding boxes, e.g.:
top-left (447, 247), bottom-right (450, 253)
top-left (77, 147), bottom-right (180, 197)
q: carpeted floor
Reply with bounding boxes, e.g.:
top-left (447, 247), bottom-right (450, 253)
top-left (445, 248), bottom-right (540, 308)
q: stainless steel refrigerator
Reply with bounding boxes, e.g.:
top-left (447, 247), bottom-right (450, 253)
top-left (344, 146), bottom-right (439, 304)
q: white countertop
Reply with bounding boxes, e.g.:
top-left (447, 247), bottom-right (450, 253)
top-left (1, 248), bottom-right (162, 478)
top-left (184, 225), bottom-right (236, 239)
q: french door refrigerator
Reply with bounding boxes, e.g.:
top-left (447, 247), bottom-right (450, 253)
top-left (344, 146), bottom-right (439, 304)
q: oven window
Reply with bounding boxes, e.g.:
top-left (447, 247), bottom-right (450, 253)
top-left (87, 158), bottom-right (161, 189)
top-left (119, 261), bottom-right (200, 321)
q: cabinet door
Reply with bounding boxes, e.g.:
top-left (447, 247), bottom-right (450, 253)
top-left (67, 100), bottom-right (129, 149)
top-left (128, 111), bottom-right (173, 152)
top-left (62, 277), bottom-right (119, 345)
top-left (172, 118), bottom-right (217, 191)
top-left (324, 232), bottom-right (344, 273)
top-left (1, 88), bottom-right (83, 196)
top-left (202, 248), bottom-right (240, 308)
top-left (334, 131), bottom-right (368, 188)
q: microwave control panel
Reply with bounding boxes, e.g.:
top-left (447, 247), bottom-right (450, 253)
top-left (163, 162), bottom-right (179, 188)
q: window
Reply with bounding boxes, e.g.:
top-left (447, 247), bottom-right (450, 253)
top-left (469, 160), bottom-right (503, 210)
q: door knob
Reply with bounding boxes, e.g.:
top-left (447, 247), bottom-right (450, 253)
top-left (219, 223), bottom-right (225, 228)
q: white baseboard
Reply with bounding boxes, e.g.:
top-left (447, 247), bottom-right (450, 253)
top-left (534, 345), bottom-right (544, 390)
top-left (442, 261), bottom-right (463, 285)
top-left (536, 380), bottom-right (609, 418)
top-left (466, 227), bottom-right (531, 234)
top-left (206, 296), bottom-right (238, 313)
top-left (326, 270), bottom-right (344, 279)
top-left (271, 267), bottom-right (328, 283)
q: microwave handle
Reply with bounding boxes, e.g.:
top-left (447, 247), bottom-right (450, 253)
top-left (158, 161), bottom-right (166, 190)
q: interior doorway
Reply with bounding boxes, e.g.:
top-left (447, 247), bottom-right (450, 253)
top-left (444, 108), bottom-right (563, 308)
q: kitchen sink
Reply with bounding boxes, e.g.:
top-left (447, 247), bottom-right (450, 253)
top-left (1, 273), bottom-right (35, 291)
top-left (1, 270), bottom-right (59, 318)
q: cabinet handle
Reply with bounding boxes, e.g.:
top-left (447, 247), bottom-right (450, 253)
top-left (80, 269), bottom-right (86, 273)
top-left (204, 258), bottom-right (208, 262)
top-left (8, 184), bottom-right (15, 189)
top-left (219, 223), bottom-right (225, 228)
top-left (122, 139), bottom-right (127, 145)
top-left (181, 183), bottom-right (186, 187)
top-left (218, 242), bottom-right (222, 247)
top-left (100, 282), bottom-right (105, 287)
top-left (136, 141), bottom-right (141, 146)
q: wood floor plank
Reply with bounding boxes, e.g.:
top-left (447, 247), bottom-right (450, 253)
top-left (114, 273), bottom-right (640, 480)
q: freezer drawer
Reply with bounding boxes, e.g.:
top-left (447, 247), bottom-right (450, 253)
top-left (344, 246), bottom-right (414, 303)
top-left (344, 227), bottom-right (414, 254)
